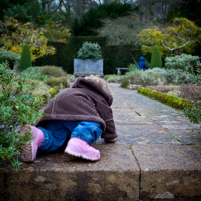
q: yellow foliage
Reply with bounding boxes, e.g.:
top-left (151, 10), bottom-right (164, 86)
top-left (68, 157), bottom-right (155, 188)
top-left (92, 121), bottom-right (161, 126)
top-left (138, 17), bottom-right (201, 56)
top-left (44, 20), bottom-right (71, 42)
top-left (0, 17), bottom-right (56, 61)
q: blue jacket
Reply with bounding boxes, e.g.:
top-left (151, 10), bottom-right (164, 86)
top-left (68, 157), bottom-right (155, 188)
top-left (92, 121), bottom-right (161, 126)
top-left (137, 57), bottom-right (148, 70)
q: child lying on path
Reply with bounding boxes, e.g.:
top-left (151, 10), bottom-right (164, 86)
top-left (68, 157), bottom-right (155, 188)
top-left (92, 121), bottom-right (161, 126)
top-left (19, 76), bottom-right (118, 162)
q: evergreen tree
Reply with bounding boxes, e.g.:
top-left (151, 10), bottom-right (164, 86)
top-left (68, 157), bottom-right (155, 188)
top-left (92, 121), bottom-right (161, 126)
top-left (71, 2), bottom-right (139, 36)
top-left (1, 0), bottom-right (41, 22)
top-left (151, 45), bottom-right (162, 68)
top-left (20, 44), bottom-right (32, 71)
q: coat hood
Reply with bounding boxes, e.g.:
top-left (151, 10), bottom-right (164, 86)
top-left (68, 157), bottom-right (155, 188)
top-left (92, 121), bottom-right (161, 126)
top-left (139, 56), bottom-right (145, 62)
top-left (72, 77), bottom-right (113, 106)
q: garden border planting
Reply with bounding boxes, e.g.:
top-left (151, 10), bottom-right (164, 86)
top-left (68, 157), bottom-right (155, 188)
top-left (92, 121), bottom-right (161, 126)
top-left (137, 87), bottom-right (193, 110)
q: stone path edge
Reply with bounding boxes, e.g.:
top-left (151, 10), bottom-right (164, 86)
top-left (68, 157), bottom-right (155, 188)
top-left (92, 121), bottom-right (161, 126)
top-left (1, 144), bottom-right (201, 200)
top-left (132, 144), bottom-right (201, 200)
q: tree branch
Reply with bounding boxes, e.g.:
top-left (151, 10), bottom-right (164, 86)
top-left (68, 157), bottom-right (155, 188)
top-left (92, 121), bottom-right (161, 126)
top-left (163, 39), bottom-right (197, 51)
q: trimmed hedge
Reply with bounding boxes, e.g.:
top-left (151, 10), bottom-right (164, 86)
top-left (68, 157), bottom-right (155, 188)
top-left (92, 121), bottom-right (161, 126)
top-left (20, 44), bottom-right (32, 71)
top-left (151, 45), bottom-right (162, 68)
top-left (35, 37), bottom-right (106, 74)
top-left (34, 41), bottom-right (71, 72)
top-left (104, 45), bottom-right (143, 74)
top-left (35, 36), bottom-right (144, 75)
top-left (0, 48), bottom-right (20, 69)
top-left (138, 87), bottom-right (193, 110)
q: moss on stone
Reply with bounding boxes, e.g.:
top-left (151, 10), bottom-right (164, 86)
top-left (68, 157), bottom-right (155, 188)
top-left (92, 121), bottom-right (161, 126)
top-left (137, 87), bottom-right (194, 110)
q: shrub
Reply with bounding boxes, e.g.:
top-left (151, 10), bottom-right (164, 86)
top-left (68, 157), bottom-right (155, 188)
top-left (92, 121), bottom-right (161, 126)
top-left (146, 67), bottom-right (166, 80)
top-left (0, 62), bottom-right (44, 170)
top-left (120, 70), bottom-right (158, 87)
top-left (151, 45), bottom-right (162, 68)
top-left (146, 67), bottom-right (166, 74)
top-left (179, 84), bottom-right (201, 101)
top-left (0, 48), bottom-right (20, 69)
top-left (45, 76), bottom-right (70, 88)
top-left (161, 69), bottom-right (194, 85)
top-left (77, 42), bottom-right (102, 60)
top-left (121, 68), bottom-right (196, 87)
top-left (165, 54), bottom-right (200, 70)
top-left (40, 66), bottom-right (67, 77)
top-left (184, 101), bottom-right (201, 125)
top-left (128, 63), bottom-right (137, 72)
top-left (23, 79), bottom-right (51, 105)
top-left (20, 67), bottom-right (47, 81)
top-left (120, 76), bottom-right (130, 88)
top-left (149, 85), bottom-right (179, 94)
top-left (104, 74), bottom-right (121, 83)
top-left (49, 86), bottom-right (59, 98)
top-left (188, 61), bottom-right (201, 84)
top-left (19, 44), bottom-right (32, 72)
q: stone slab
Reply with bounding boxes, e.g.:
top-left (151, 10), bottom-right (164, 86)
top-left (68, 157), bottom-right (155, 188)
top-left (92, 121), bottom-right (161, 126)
top-left (168, 129), bottom-right (201, 145)
top-left (134, 107), bottom-right (183, 117)
top-left (112, 96), bottom-right (166, 108)
top-left (155, 120), bottom-right (201, 130)
top-left (96, 125), bottom-right (181, 145)
top-left (148, 114), bottom-right (187, 121)
top-left (111, 86), bottom-right (167, 108)
top-left (0, 145), bottom-right (139, 201)
top-left (113, 108), bottom-right (154, 125)
top-left (132, 145), bottom-right (201, 200)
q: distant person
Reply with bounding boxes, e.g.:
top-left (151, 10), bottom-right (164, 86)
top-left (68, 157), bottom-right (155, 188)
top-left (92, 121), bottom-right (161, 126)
top-left (137, 56), bottom-right (148, 71)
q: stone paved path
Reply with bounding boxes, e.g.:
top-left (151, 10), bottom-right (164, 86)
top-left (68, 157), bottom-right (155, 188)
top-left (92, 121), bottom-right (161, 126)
top-left (1, 83), bottom-right (201, 201)
top-left (97, 83), bottom-right (201, 146)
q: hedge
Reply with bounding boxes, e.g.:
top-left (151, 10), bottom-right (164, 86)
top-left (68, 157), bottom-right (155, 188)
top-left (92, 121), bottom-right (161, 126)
top-left (35, 37), bottom-right (106, 74)
top-left (0, 48), bottom-right (20, 69)
top-left (137, 87), bottom-right (194, 110)
top-left (34, 36), bottom-right (144, 75)
top-left (104, 45), bottom-right (143, 74)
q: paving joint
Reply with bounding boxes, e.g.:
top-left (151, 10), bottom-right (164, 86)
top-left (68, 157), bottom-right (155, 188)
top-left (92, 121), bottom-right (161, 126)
top-left (130, 145), bottom-right (142, 200)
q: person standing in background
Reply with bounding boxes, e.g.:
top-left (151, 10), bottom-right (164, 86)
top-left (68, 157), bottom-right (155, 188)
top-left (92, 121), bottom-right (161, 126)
top-left (137, 56), bottom-right (148, 70)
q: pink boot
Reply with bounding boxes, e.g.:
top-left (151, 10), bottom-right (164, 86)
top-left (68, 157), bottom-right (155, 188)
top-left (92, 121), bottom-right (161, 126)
top-left (19, 124), bottom-right (44, 162)
top-left (64, 137), bottom-right (100, 161)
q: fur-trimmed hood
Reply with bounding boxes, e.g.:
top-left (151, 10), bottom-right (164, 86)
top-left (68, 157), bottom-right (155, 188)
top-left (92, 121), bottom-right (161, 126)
top-left (72, 77), bottom-right (113, 106)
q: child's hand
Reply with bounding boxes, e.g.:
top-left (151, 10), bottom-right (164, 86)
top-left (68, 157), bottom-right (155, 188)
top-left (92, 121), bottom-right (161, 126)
top-left (104, 137), bottom-right (118, 143)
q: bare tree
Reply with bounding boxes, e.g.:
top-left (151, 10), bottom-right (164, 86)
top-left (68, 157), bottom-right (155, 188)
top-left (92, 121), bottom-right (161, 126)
top-left (53, 0), bottom-right (98, 17)
top-left (40, 0), bottom-right (56, 12)
top-left (136, 0), bottom-right (180, 19)
top-left (96, 13), bottom-right (163, 46)
top-left (103, 0), bottom-right (112, 3)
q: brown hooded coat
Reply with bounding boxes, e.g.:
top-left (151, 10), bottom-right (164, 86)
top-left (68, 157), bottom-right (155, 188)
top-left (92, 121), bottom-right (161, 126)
top-left (36, 77), bottom-right (118, 139)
